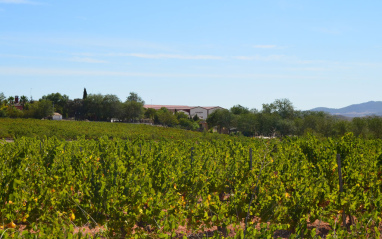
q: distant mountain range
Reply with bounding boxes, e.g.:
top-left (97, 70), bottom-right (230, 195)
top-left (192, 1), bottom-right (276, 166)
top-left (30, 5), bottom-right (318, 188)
top-left (310, 101), bottom-right (382, 117)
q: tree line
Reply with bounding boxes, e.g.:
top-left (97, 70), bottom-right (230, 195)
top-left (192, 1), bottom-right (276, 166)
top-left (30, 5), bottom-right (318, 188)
top-left (0, 89), bottom-right (145, 121)
top-left (0, 89), bottom-right (200, 130)
top-left (1, 90), bottom-right (382, 139)
top-left (207, 98), bottom-right (382, 139)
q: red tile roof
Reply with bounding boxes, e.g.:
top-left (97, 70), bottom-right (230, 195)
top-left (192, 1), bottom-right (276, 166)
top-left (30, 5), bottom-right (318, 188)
top-left (144, 105), bottom-right (192, 110)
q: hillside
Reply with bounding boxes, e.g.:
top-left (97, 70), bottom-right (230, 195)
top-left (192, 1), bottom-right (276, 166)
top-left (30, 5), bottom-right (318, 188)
top-left (310, 101), bottom-right (382, 117)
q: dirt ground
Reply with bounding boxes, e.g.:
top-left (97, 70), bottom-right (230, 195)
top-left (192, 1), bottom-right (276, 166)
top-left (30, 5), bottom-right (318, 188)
top-left (0, 138), bottom-right (14, 143)
top-left (69, 217), bottom-right (334, 238)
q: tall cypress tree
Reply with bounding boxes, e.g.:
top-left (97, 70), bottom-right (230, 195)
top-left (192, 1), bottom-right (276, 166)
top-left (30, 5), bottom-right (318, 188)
top-left (83, 88), bottom-right (88, 99)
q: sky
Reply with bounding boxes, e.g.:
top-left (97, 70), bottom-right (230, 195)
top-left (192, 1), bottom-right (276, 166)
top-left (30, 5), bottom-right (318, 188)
top-left (1, 0), bottom-right (381, 111)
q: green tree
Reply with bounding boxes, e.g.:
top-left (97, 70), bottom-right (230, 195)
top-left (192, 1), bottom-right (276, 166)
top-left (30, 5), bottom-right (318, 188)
top-left (262, 99), bottom-right (294, 119)
top-left (261, 102), bottom-right (277, 115)
top-left (20, 95), bottom-right (29, 107)
top-left (144, 108), bottom-right (157, 120)
top-left (236, 113), bottom-right (258, 136)
top-left (157, 107), bottom-right (178, 126)
top-left (67, 99), bottom-right (84, 120)
top-left (29, 100), bottom-right (54, 119)
top-left (83, 88), bottom-right (88, 99)
top-left (273, 98), bottom-right (295, 119)
top-left (351, 117), bottom-right (368, 137)
top-left (0, 94), bottom-right (7, 117)
top-left (102, 94), bottom-right (123, 120)
top-left (7, 96), bottom-right (14, 105)
top-left (230, 104), bottom-right (250, 115)
top-left (179, 118), bottom-right (199, 130)
top-left (276, 119), bottom-right (296, 136)
top-left (333, 120), bottom-right (350, 137)
top-left (6, 105), bottom-right (23, 118)
top-left (41, 93), bottom-right (69, 116)
top-left (176, 111), bottom-right (189, 120)
top-left (256, 112), bottom-right (280, 136)
top-left (83, 94), bottom-right (104, 121)
top-left (123, 92), bottom-right (145, 122)
top-left (127, 92), bottom-right (144, 104)
top-left (0, 106), bottom-right (7, 117)
top-left (298, 111), bottom-right (326, 135)
top-left (0, 92), bottom-right (5, 105)
top-left (206, 109), bottom-right (234, 133)
top-left (316, 116), bottom-right (336, 137)
top-left (123, 101), bottom-right (144, 122)
top-left (366, 116), bottom-right (382, 139)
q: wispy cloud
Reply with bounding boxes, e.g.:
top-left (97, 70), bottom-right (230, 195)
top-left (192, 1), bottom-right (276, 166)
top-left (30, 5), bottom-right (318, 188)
top-left (0, 53), bottom-right (41, 59)
top-left (0, 35), bottom-right (174, 52)
top-left (0, 66), bottom-right (325, 80)
top-left (0, 67), bottom-right (151, 77)
top-left (70, 52), bottom-right (96, 57)
top-left (0, 0), bottom-right (39, 4)
top-left (111, 53), bottom-right (224, 60)
top-left (234, 55), bottom-right (287, 61)
top-left (69, 57), bottom-right (107, 64)
top-left (0, 54), bottom-right (108, 63)
top-left (253, 45), bottom-right (277, 49)
top-left (73, 52), bottom-right (293, 62)
top-left (284, 67), bottom-right (330, 72)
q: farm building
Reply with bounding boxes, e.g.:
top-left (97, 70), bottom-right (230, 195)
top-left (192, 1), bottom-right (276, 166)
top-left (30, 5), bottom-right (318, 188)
top-left (190, 106), bottom-right (224, 120)
top-left (12, 96), bottom-right (23, 110)
top-left (144, 105), bottom-right (224, 119)
top-left (143, 105), bottom-right (192, 114)
top-left (52, 112), bottom-right (62, 120)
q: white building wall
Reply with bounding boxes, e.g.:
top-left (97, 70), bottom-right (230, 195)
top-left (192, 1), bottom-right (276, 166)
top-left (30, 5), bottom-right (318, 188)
top-left (190, 107), bottom-right (208, 119)
top-left (208, 107), bottom-right (223, 115)
top-left (52, 115), bottom-right (62, 120)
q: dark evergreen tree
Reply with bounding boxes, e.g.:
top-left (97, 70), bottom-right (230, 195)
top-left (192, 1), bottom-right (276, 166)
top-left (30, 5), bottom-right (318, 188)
top-left (83, 88), bottom-right (88, 99)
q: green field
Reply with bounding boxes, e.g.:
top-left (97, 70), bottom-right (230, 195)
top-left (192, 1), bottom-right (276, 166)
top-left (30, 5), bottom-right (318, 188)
top-left (1, 119), bottom-right (382, 238)
top-left (0, 118), bottom-right (229, 141)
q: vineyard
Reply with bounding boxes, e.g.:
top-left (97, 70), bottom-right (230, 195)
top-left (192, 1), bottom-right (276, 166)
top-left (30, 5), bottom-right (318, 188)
top-left (1, 131), bottom-right (382, 238)
top-left (0, 118), bottom-right (222, 141)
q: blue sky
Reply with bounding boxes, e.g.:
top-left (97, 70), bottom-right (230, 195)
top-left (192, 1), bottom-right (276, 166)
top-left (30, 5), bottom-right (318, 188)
top-left (1, 0), bottom-right (381, 110)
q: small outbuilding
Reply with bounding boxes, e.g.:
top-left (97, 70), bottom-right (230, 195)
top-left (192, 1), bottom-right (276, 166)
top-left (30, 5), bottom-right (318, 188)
top-left (52, 112), bottom-right (62, 120)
